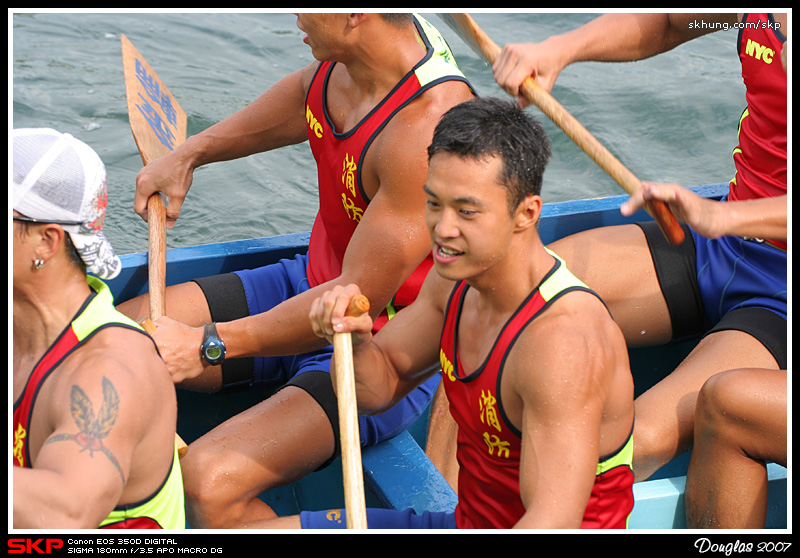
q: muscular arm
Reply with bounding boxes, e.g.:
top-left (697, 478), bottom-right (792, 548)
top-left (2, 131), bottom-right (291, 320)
top-left (551, 13), bottom-right (737, 65)
top-left (13, 331), bottom-right (176, 528)
top-left (510, 296), bottom-right (631, 528)
top-left (216, 84), bottom-right (472, 364)
top-left (220, 149), bottom-right (425, 359)
top-left (623, 183), bottom-right (787, 241)
top-left (494, 13), bottom-right (738, 96)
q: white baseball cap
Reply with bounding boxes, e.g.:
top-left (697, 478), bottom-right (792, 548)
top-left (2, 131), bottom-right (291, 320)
top-left (13, 128), bottom-right (122, 280)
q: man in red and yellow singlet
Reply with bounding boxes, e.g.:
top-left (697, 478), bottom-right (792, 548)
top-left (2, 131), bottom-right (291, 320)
top-left (259, 98), bottom-right (635, 530)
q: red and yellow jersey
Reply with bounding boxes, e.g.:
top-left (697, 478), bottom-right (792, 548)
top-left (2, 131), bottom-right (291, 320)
top-left (440, 253), bottom-right (634, 529)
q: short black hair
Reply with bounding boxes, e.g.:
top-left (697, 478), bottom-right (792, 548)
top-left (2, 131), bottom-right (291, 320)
top-left (427, 97), bottom-right (551, 212)
top-left (379, 13), bottom-right (414, 26)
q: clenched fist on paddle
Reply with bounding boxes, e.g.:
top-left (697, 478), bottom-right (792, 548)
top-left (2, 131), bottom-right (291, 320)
top-left (309, 286), bottom-right (373, 346)
top-left (132, 149), bottom-right (194, 231)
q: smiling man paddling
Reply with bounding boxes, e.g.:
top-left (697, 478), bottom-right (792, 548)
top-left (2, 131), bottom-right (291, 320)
top-left (250, 97), bottom-right (636, 530)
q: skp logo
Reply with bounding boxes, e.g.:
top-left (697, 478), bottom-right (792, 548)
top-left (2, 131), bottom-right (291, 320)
top-left (8, 538), bottom-right (64, 554)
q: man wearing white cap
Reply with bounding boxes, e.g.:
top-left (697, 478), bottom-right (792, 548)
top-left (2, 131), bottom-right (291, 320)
top-left (12, 128), bottom-right (185, 529)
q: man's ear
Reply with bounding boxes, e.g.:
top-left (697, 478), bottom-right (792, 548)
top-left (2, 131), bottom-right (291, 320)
top-left (348, 14), bottom-right (367, 28)
top-left (36, 223), bottom-right (68, 264)
top-left (514, 194), bottom-right (542, 231)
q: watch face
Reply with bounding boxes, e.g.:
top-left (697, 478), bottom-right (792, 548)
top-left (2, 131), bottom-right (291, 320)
top-left (205, 344), bottom-right (223, 361)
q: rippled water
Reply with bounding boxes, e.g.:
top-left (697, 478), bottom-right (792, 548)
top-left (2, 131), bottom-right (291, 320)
top-left (12, 11), bottom-right (746, 254)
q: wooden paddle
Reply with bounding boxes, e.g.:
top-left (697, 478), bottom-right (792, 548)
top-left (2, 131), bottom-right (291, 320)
top-left (438, 14), bottom-right (685, 245)
top-left (121, 34), bottom-right (189, 456)
top-left (333, 294), bottom-right (371, 529)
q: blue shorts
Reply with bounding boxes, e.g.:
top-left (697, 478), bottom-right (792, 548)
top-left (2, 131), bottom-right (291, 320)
top-left (300, 507), bottom-right (457, 530)
top-left (193, 253), bottom-right (440, 449)
top-left (235, 253), bottom-right (331, 386)
top-left (639, 213), bottom-right (787, 368)
top-left (693, 229), bottom-right (787, 324)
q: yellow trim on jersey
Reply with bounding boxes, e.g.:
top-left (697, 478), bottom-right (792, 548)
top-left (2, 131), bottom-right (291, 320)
top-left (539, 249), bottom-right (591, 302)
top-left (99, 444), bottom-right (185, 529)
top-left (597, 431), bottom-right (634, 476)
top-left (412, 14), bottom-right (467, 87)
top-left (73, 276), bottom-right (143, 340)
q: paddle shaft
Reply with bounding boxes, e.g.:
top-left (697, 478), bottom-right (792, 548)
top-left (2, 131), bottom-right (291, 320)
top-left (333, 295), bottom-right (370, 529)
top-left (440, 14), bottom-right (684, 245)
top-left (137, 136), bottom-right (167, 323)
top-left (121, 34), bottom-right (188, 455)
top-left (146, 197), bottom-right (167, 322)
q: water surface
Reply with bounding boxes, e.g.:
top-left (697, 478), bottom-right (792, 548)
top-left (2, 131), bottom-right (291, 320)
top-left (12, 11), bottom-right (746, 254)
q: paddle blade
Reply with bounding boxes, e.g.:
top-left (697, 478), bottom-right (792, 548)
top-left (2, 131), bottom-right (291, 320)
top-left (121, 34), bottom-right (187, 165)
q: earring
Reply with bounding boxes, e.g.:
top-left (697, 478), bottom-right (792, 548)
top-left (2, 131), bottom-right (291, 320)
top-left (33, 258), bottom-right (45, 270)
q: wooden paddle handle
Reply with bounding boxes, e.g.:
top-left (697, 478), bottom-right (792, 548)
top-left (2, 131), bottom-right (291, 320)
top-left (333, 294), bottom-right (370, 529)
top-left (346, 294), bottom-right (370, 318)
top-left (139, 312), bottom-right (189, 458)
top-left (147, 193), bottom-right (167, 320)
top-left (446, 14), bottom-right (684, 245)
top-left (147, 194), bottom-right (189, 458)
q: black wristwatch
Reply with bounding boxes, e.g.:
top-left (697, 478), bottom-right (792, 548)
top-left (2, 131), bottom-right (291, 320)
top-left (200, 322), bottom-right (226, 366)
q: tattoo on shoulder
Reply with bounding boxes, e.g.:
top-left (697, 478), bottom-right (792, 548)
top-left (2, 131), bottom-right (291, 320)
top-left (44, 376), bottom-right (124, 483)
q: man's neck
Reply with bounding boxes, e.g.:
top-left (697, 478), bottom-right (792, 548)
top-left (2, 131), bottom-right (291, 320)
top-left (468, 240), bottom-right (556, 316)
top-left (13, 272), bottom-right (92, 369)
top-left (340, 18), bottom-right (425, 100)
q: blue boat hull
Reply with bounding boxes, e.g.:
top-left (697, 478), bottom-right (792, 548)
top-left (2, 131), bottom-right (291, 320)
top-left (104, 183), bottom-right (788, 529)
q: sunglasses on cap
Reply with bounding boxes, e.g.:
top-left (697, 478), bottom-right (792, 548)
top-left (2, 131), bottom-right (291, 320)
top-left (13, 215), bottom-right (84, 227)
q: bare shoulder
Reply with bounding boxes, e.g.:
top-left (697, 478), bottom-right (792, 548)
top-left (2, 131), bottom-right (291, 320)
top-left (377, 80), bottom-right (474, 159)
top-left (296, 60), bottom-right (323, 93)
top-left (420, 268), bottom-right (458, 315)
top-left (27, 326), bottom-right (177, 516)
top-left (379, 269), bottom-right (454, 340)
top-left (364, 81), bottom-right (473, 202)
top-left (42, 326), bottom-right (176, 460)
top-left (358, 84), bottom-right (472, 210)
top-left (394, 79), bottom-right (473, 132)
top-left (508, 290), bottom-right (626, 390)
top-left (86, 326), bottom-right (168, 373)
top-left (502, 289), bottom-right (634, 457)
top-left (54, 327), bottom-right (172, 409)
